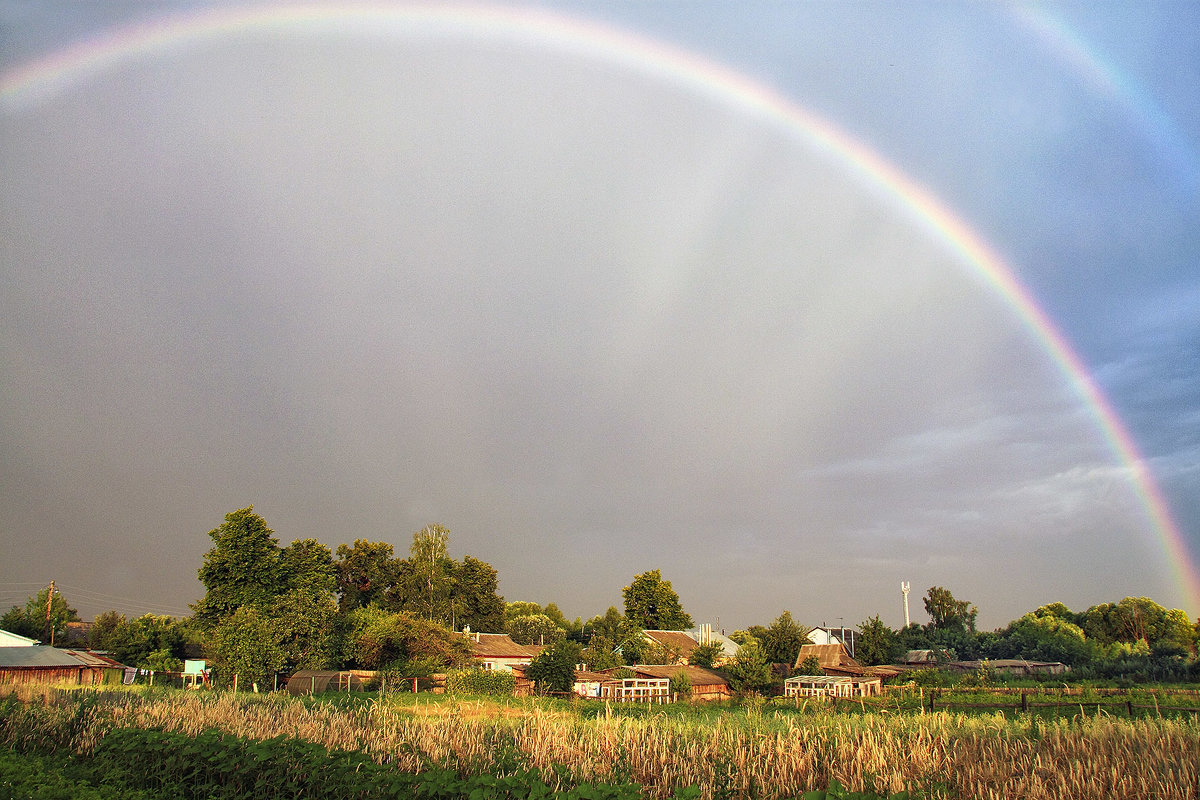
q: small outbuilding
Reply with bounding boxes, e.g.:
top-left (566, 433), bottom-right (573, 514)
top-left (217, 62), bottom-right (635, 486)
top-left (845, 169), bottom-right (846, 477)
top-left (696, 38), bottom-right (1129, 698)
top-left (0, 646), bottom-right (116, 687)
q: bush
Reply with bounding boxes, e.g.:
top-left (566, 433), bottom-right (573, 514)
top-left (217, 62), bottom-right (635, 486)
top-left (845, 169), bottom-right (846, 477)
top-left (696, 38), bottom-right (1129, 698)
top-left (445, 668), bottom-right (516, 696)
top-left (669, 669), bottom-right (691, 698)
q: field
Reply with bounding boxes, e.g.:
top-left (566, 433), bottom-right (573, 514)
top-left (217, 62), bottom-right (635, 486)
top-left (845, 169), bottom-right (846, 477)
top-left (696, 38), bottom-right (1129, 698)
top-left (2, 686), bottom-right (1199, 799)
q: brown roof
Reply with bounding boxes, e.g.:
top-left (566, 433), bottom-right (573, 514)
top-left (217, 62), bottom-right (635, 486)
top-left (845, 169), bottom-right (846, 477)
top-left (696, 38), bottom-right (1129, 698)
top-left (643, 630), bottom-right (699, 656)
top-left (795, 643), bottom-right (864, 671)
top-left (624, 664), bottom-right (729, 686)
top-left (468, 633), bottom-right (543, 659)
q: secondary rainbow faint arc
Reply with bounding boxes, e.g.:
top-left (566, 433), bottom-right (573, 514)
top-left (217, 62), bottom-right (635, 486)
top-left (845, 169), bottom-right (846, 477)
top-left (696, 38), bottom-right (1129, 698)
top-left (4, 3), bottom-right (1198, 611)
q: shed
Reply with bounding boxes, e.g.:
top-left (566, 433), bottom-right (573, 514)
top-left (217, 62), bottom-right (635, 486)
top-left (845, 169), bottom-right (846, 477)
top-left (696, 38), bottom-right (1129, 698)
top-left (903, 650), bottom-right (938, 665)
top-left (285, 670), bottom-right (373, 695)
top-left (624, 664), bottom-right (732, 701)
top-left (0, 646), bottom-right (106, 686)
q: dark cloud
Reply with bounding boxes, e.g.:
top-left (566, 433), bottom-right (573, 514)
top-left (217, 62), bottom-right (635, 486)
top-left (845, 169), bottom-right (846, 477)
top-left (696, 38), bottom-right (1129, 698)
top-left (2, 2), bottom-right (1196, 630)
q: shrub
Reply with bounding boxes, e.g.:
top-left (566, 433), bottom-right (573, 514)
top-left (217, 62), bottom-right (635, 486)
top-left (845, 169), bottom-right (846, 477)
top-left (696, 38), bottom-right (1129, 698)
top-left (445, 668), bottom-right (516, 696)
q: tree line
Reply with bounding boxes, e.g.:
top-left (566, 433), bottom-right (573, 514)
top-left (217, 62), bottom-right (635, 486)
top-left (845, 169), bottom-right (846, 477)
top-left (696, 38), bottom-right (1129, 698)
top-left (5, 506), bottom-right (1199, 689)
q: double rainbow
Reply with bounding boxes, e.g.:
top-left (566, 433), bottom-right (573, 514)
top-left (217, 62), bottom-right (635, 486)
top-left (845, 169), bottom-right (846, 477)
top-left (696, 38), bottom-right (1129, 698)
top-left (4, 3), bottom-right (1196, 611)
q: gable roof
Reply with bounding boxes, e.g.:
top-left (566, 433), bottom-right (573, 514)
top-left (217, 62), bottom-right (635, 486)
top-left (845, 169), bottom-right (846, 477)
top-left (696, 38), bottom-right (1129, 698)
top-left (467, 633), bottom-right (543, 659)
top-left (643, 630), bottom-right (699, 656)
top-left (624, 664), bottom-right (729, 686)
top-left (0, 646), bottom-right (89, 668)
top-left (0, 629), bottom-right (38, 647)
top-left (795, 643), bottom-right (862, 670)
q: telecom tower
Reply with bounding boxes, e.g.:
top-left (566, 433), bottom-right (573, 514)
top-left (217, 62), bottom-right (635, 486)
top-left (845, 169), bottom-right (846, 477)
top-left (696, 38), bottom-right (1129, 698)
top-left (901, 581), bottom-right (911, 628)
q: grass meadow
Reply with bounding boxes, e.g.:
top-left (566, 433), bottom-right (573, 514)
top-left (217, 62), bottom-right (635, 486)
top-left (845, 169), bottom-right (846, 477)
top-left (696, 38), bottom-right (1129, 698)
top-left (2, 685), bottom-right (1198, 799)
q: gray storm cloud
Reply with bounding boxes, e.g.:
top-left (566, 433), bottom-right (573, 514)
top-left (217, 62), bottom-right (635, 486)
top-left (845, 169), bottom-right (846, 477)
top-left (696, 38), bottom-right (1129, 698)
top-left (0, 18), bottom-right (1180, 627)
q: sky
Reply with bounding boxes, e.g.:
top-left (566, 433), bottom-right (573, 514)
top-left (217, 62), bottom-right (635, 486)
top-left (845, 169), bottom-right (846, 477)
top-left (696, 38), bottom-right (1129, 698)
top-left (2, 1), bottom-right (1198, 633)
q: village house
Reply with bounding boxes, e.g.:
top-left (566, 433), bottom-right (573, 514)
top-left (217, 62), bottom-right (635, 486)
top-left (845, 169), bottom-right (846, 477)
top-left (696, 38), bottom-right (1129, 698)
top-left (465, 632), bottom-right (543, 671)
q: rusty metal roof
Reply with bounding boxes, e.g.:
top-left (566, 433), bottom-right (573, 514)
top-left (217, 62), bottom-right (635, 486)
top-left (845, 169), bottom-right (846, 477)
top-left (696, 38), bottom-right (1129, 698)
top-left (0, 646), bottom-right (89, 668)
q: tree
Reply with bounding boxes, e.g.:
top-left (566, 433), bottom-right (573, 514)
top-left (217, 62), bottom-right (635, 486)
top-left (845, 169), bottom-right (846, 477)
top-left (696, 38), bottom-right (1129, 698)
top-left (584, 607), bottom-right (645, 664)
top-left (688, 641), bottom-right (725, 668)
top-left (405, 524), bottom-right (453, 623)
top-left (335, 539), bottom-right (399, 612)
top-left (581, 635), bottom-right (625, 671)
top-left (622, 570), bottom-right (693, 631)
top-left (985, 613), bottom-right (1094, 665)
top-left (340, 607), bottom-right (470, 672)
top-left (280, 538), bottom-right (337, 597)
top-left (2, 587), bottom-right (79, 643)
top-left (271, 587), bottom-right (339, 672)
top-left (526, 639), bottom-right (582, 694)
top-left (542, 603), bottom-right (585, 641)
top-left (451, 556), bottom-right (505, 633)
top-left (1081, 597), bottom-right (1196, 656)
top-left (208, 605), bottom-right (285, 689)
top-left (110, 614), bottom-right (186, 668)
top-left (923, 586), bottom-right (978, 633)
top-left (759, 612), bottom-right (810, 665)
top-left (88, 610), bottom-right (124, 652)
top-left (506, 614), bottom-right (565, 646)
top-left (194, 507), bottom-right (284, 627)
top-left (856, 615), bottom-right (899, 666)
top-left (795, 655), bottom-right (823, 676)
top-left (725, 639), bottom-right (773, 693)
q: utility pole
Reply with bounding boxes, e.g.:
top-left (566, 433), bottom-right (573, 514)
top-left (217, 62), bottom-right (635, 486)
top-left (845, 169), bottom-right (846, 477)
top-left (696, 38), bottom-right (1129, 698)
top-left (44, 580), bottom-right (56, 646)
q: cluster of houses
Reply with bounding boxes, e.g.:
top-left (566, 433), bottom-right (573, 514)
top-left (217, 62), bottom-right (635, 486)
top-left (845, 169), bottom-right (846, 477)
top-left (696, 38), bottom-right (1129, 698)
top-left (1, 623), bottom-right (1067, 701)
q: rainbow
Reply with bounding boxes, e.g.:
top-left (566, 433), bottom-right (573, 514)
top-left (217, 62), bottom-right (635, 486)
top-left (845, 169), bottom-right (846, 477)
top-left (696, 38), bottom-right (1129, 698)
top-left (1015, 6), bottom-right (1199, 201)
top-left (4, 3), bottom-right (1198, 611)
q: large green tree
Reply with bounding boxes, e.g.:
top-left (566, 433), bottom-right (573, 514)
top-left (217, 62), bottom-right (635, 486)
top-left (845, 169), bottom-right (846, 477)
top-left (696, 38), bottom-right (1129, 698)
top-left (194, 507), bottom-right (284, 627)
top-left (335, 539), bottom-right (399, 612)
top-left (506, 613), bottom-right (566, 646)
top-left (2, 587), bottom-right (79, 643)
top-left (271, 588), bottom-right (339, 672)
top-left (451, 556), bottom-right (506, 633)
top-left (622, 569), bottom-right (693, 631)
top-left (340, 607), bottom-right (470, 673)
top-left (724, 639), bottom-right (774, 693)
top-left (407, 524), bottom-right (453, 623)
top-left (208, 605), bottom-right (285, 689)
top-left (856, 615), bottom-right (899, 666)
top-left (584, 607), bottom-right (646, 664)
top-left (923, 586), bottom-right (978, 633)
top-left (280, 538), bottom-right (337, 597)
top-left (759, 611), bottom-right (810, 665)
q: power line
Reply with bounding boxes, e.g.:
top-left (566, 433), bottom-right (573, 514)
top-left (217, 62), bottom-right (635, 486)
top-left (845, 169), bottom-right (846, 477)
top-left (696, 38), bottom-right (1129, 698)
top-left (48, 582), bottom-right (195, 618)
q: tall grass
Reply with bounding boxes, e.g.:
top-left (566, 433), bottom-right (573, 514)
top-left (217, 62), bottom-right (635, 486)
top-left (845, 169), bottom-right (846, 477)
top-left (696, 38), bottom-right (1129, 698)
top-left (4, 689), bottom-right (1198, 799)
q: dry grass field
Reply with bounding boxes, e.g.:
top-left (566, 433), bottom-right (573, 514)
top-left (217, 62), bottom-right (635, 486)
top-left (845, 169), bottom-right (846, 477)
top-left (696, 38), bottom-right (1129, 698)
top-left (3, 687), bottom-right (1198, 799)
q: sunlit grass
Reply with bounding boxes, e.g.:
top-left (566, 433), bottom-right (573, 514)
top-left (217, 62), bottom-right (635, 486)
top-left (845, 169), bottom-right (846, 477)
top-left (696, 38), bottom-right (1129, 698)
top-left (3, 687), bottom-right (1198, 799)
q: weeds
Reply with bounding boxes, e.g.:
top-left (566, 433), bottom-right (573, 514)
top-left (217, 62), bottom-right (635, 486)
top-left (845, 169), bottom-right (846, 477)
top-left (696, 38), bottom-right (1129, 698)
top-left (1, 688), bottom-right (1198, 799)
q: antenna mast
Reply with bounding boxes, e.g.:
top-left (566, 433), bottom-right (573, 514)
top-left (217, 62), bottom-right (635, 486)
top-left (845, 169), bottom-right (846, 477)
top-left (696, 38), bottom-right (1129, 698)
top-left (901, 581), bottom-right (910, 629)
